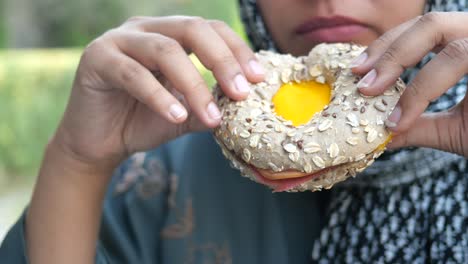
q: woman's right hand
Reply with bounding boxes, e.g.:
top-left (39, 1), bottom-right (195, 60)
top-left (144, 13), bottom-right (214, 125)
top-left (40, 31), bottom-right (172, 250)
top-left (52, 16), bottom-right (265, 173)
top-left (26, 16), bottom-right (266, 264)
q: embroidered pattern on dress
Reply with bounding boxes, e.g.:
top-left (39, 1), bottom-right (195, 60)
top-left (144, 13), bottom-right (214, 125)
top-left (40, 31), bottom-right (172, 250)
top-left (167, 172), bottom-right (179, 209)
top-left (161, 198), bottom-right (233, 263)
top-left (186, 242), bottom-right (232, 264)
top-left (161, 198), bottom-right (194, 239)
top-left (114, 152), bottom-right (168, 198)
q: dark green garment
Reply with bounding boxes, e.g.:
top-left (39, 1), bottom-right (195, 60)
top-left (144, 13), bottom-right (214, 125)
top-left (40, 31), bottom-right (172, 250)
top-left (0, 132), bottom-right (328, 263)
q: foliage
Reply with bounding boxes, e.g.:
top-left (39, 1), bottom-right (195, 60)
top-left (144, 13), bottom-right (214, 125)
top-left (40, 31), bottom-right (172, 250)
top-left (30, 0), bottom-right (131, 47)
top-left (0, 0), bottom-right (6, 48)
top-left (9, 0), bottom-right (243, 48)
top-left (0, 49), bottom-right (80, 177)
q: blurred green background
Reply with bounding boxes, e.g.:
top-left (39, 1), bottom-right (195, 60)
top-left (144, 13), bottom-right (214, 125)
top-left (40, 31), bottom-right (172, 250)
top-left (0, 0), bottom-right (243, 242)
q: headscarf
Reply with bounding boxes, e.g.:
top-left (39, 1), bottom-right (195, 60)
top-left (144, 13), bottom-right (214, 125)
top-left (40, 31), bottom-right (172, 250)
top-left (237, 1), bottom-right (468, 263)
top-left (239, 0), bottom-right (467, 51)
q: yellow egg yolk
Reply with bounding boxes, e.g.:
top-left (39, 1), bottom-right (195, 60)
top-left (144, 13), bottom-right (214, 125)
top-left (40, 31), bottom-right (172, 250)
top-left (377, 134), bottom-right (393, 151)
top-left (272, 80), bottom-right (331, 126)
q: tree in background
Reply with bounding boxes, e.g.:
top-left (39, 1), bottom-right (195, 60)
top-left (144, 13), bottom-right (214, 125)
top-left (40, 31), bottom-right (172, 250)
top-left (0, 0), bottom-right (7, 48)
top-left (3, 0), bottom-right (240, 48)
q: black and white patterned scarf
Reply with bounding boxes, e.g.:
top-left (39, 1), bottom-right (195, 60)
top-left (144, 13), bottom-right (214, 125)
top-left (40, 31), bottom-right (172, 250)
top-left (238, 0), bottom-right (468, 263)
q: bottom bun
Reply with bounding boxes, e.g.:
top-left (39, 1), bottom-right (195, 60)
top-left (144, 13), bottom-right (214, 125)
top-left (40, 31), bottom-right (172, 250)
top-left (215, 136), bottom-right (385, 192)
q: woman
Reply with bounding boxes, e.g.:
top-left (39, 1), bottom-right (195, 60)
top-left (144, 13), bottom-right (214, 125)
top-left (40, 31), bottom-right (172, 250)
top-left (0, 0), bottom-right (466, 263)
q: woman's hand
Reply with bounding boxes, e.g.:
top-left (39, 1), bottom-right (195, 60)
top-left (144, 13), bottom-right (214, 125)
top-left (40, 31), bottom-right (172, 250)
top-left (26, 16), bottom-right (265, 264)
top-left (351, 12), bottom-right (468, 157)
top-left (53, 16), bottom-right (264, 173)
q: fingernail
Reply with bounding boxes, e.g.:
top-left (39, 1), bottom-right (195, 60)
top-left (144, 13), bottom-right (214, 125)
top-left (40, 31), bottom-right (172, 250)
top-left (385, 104), bottom-right (401, 128)
top-left (207, 102), bottom-right (222, 120)
top-left (357, 69), bottom-right (377, 89)
top-left (349, 52), bottom-right (368, 68)
top-left (234, 74), bottom-right (250, 93)
top-left (249, 60), bottom-right (265, 75)
top-left (169, 104), bottom-right (187, 120)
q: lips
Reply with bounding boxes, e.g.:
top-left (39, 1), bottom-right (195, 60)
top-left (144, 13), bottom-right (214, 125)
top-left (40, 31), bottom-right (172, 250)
top-left (295, 16), bottom-right (368, 43)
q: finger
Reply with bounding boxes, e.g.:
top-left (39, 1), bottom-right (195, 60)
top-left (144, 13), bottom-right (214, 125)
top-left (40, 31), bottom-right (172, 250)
top-left (388, 113), bottom-right (444, 149)
top-left (208, 19), bottom-right (265, 82)
top-left (166, 87), bottom-right (210, 133)
top-left (94, 47), bottom-right (188, 124)
top-left (355, 12), bottom-right (468, 96)
top-left (127, 16), bottom-right (253, 99)
top-left (113, 31), bottom-right (223, 127)
top-left (385, 38), bottom-right (468, 133)
top-left (387, 110), bottom-right (467, 157)
top-left (351, 16), bottom-right (420, 72)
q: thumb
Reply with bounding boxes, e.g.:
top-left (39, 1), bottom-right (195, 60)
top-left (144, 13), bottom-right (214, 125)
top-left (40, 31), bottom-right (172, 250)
top-left (387, 110), bottom-right (465, 156)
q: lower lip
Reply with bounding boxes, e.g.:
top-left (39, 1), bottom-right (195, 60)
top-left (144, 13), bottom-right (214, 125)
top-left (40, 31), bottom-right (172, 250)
top-left (298, 24), bottom-right (368, 43)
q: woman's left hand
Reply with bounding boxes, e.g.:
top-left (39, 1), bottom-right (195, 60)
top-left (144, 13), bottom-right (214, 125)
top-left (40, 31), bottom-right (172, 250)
top-left (351, 12), bottom-right (468, 158)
